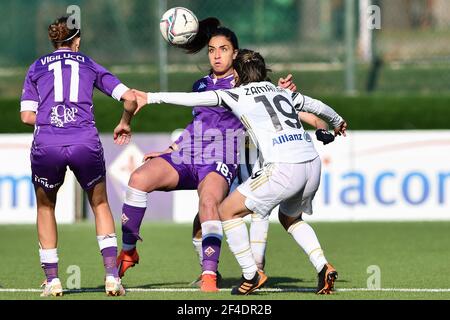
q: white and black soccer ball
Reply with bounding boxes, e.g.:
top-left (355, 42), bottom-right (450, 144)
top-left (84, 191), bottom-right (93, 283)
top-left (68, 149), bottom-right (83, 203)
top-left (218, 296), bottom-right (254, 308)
top-left (159, 7), bottom-right (199, 46)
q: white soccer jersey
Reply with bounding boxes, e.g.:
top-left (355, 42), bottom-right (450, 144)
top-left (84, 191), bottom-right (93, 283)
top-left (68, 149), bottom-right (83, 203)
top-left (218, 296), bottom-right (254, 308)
top-left (148, 81), bottom-right (344, 164)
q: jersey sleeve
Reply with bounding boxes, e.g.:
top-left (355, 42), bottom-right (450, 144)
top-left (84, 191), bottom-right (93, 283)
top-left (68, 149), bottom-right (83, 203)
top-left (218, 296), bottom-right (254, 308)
top-left (147, 91), bottom-right (221, 107)
top-left (291, 91), bottom-right (306, 113)
top-left (20, 64), bottom-right (39, 112)
top-left (92, 59), bottom-right (129, 101)
top-left (300, 95), bottom-right (344, 128)
top-left (215, 88), bottom-right (242, 112)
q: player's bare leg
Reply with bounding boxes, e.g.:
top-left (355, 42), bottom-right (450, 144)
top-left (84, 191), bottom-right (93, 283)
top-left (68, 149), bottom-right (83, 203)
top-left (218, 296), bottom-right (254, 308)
top-left (118, 157), bottom-right (179, 277)
top-left (192, 213), bottom-right (203, 266)
top-left (279, 211), bottom-right (337, 294)
top-left (219, 190), bottom-right (268, 295)
top-left (197, 172), bottom-right (228, 292)
top-left (189, 214), bottom-right (203, 286)
top-left (87, 180), bottom-right (125, 296)
top-left (35, 186), bottom-right (63, 297)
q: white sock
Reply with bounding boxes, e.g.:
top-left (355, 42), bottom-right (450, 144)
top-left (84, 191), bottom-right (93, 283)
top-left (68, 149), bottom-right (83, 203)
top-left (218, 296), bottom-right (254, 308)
top-left (287, 221), bottom-right (327, 273)
top-left (122, 186), bottom-right (147, 250)
top-left (124, 186), bottom-right (147, 208)
top-left (39, 248), bottom-right (59, 264)
top-left (250, 214), bottom-right (269, 270)
top-left (97, 233), bottom-right (118, 251)
top-left (192, 237), bottom-right (203, 267)
top-left (201, 220), bottom-right (223, 240)
top-left (223, 218), bottom-right (257, 280)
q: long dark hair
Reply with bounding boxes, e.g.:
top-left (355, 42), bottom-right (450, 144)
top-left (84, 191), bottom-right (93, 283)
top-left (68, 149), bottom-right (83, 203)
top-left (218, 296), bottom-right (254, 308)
top-left (180, 17), bottom-right (239, 54)
top-left (48, 16), bottom-right (81, 49)
top-left (233, 49), bottom-right (272, 86)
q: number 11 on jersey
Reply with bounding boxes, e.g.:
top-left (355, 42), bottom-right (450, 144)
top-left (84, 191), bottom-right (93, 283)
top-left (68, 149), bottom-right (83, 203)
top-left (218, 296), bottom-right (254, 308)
top-left (48, 60), bottom-right (79, 103)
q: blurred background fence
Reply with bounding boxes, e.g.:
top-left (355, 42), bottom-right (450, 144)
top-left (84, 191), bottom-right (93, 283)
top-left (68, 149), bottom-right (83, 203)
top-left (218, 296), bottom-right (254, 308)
top-left (0, 0), bottom-right (449, 97)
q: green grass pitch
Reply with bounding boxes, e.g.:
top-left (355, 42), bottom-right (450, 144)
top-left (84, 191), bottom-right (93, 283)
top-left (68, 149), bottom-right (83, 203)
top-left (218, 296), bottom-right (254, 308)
top-left (0, 221), bottom-right (449, 300)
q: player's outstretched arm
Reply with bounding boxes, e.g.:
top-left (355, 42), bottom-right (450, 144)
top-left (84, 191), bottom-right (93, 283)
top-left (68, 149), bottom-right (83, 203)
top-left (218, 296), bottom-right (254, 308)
top-left (299, 112), bottom-right (335, 145)
top-left (132, 90), bottom-right (221, 110)
top-left (132, 89), bottom-right (148, 114)
top-left (113, 89), bottom-right (137, 145)
top-left (297, 95), bottom-right (347, 137)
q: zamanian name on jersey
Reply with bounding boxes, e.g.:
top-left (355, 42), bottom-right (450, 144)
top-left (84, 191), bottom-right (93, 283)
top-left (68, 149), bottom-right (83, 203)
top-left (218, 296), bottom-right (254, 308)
top-left (244, 84), bottom-right (285, 96)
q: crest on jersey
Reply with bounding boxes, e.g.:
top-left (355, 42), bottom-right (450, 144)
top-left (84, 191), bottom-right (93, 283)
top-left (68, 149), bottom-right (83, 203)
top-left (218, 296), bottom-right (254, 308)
top-left (121, 213), bottom-right (129, 225)
top-left (204, 246), bottom-right (216, 257)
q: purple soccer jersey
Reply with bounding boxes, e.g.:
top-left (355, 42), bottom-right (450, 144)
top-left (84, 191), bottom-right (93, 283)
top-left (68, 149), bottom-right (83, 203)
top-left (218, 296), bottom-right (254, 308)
top-left (160, 74), bottom-right (244, 189)
top-left (21, 48), bottom-right (128, 146)
top-left (175, 74), bottom-right (244, 163)
top-left (21, 48), bottom-right (128, 190)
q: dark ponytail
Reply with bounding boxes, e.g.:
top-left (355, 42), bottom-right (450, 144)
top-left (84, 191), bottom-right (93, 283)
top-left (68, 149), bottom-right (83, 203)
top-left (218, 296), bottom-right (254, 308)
top-left (180, 17), bottom-right (239, 54)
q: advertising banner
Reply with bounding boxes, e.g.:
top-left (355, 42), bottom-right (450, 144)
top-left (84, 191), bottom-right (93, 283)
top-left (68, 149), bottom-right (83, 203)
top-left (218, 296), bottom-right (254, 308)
top-left (170, 131), bottom-right (450, 222)
top-left (0, 134), bottom-right (76, 223)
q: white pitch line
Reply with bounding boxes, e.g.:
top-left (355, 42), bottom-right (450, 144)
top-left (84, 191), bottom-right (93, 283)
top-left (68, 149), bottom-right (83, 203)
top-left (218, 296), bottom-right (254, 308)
top-left (0, 288), bottom-right (450, 293)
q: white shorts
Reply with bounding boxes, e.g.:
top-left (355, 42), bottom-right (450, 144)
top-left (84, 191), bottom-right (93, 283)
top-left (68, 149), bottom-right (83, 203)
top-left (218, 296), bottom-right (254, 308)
top-left (237, 156), bottom-right (321, 218)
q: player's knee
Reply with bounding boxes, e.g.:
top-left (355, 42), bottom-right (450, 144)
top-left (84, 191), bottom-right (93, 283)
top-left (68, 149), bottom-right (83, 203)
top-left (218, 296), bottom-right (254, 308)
top-left (217, 203), bottom-right (234, 221)
top-left (278, 210), bottom-right (301, 231)
top-left (128, 170), bottom-right (141, 188)
top-left (199, 195), bottom-right (220, 219)
top-left (89, 192), bottom-right (108, 209)
top-left (128, 170), bottom-right (152, 192)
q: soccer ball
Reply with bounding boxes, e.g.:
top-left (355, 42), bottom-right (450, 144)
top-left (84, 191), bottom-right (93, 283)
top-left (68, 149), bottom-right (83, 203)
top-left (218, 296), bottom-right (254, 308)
top-left (159, 7), bottom-right (199, 45)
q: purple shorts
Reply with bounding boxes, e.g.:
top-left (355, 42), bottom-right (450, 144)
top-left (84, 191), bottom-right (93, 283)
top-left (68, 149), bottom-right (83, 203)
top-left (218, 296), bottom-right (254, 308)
top-left (31, 143), bottom-right (106, 191)
top-left (159, 153), bottom-right (237, 190)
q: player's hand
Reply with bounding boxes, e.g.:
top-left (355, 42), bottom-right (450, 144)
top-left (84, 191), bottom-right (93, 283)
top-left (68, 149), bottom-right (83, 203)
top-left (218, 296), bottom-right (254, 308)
top-left (113, 122), bottom-right (132, 145)
top-left (142, 145), bottom-right (175, 162)
top-left (334, 120), bottom-right (348, 137)
top-left (143, 152), bottom-right (163, 162)
top-left (315, 129), bottom-right (335, 145)
top-left (278, 74), bottom-right (297, 92)
top-left (132, 89), bottom-right (148, 115)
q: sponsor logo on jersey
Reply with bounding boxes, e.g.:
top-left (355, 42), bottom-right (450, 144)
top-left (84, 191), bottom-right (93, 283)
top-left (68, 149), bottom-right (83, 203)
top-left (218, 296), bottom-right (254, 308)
top-left (50, 104), bottom-right (78, 127)
top-left (34, 175), bottom-right (61, 189)
top-left (272, 132), bottom-right (312, 146)
top-left (197, 82), bottom-right (207, 90)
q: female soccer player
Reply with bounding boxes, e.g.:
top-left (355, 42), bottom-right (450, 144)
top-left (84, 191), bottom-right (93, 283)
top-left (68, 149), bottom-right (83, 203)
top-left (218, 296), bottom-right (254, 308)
top-left (132, 49), bottom-right (347, 295)
top-left (116, 18), bottom-right (295, 292)
top-left (20, 16), bottom-right (137, 296)
top-left (142, 111), bottom-right (334, 288)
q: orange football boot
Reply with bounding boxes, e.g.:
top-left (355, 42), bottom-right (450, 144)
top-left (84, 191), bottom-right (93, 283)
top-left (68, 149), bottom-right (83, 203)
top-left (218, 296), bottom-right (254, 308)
top-left (231, 270), bottom-right (268, 295)
top-left (200, 273), bottom-right (219, 292)
top-left (117, 248), bottom-right (139, 278)
top-left (316, 263), bottom-right (338, 294)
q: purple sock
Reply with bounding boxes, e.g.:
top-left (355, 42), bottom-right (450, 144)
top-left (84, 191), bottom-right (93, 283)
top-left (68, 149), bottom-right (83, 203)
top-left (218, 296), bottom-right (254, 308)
top-left (101, 246), bottom-right (119, 278)
top-left (122, 203), bottom-right (146, 246)
top-left (42, 263), bottom-right (58, 282)
top-left (202, 236), bottom-right (222, 274)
